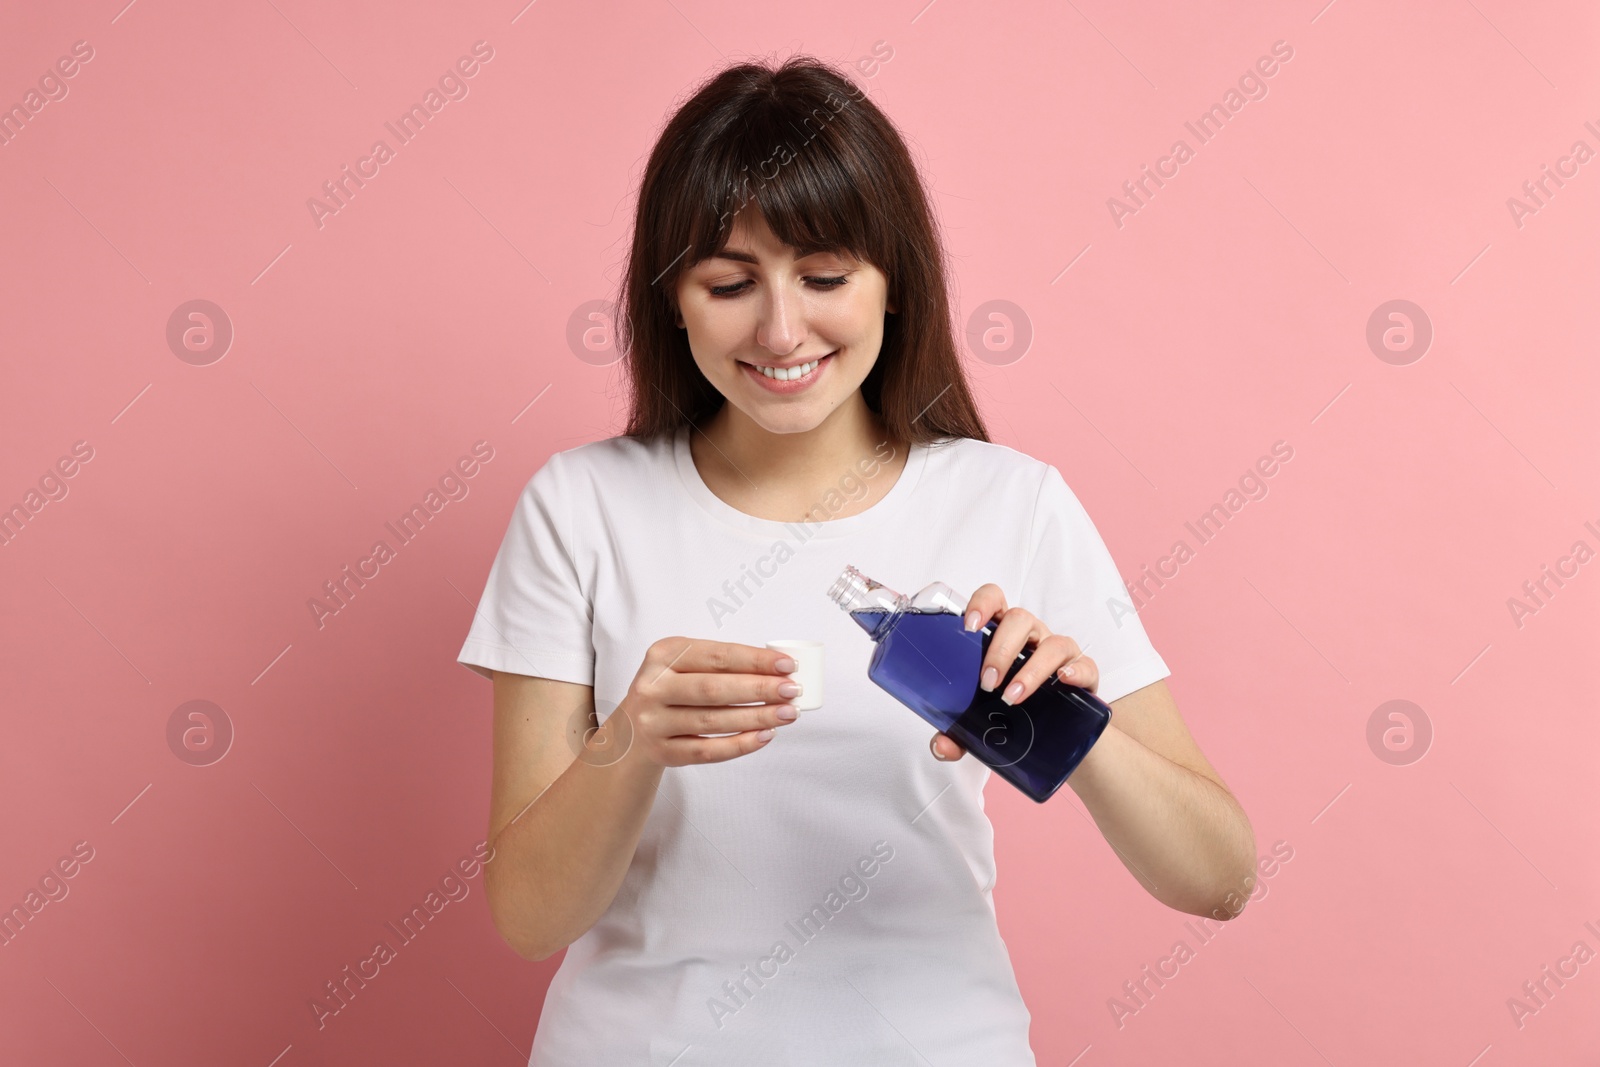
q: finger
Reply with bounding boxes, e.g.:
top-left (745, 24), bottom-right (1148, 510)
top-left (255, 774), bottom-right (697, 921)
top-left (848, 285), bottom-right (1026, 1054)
top-left (661, 704), bottom-right (800, 737)
top-left (656, 668), bottom-right (803, 708)
top-left (979, 608), bottom-right (1050, 693)
top-left (999, 633), bottom-right (1082, 706)
top-left (661, 728), bottom-right (776, 766)
top-left (930, 732), bottom-right (966, 762)
top-left (646, 639), bottom-right (798, 685)
top-left (1056, 652), bottom-right (1100, 695)
top-left (961, 583), bottom-right (1007, 635)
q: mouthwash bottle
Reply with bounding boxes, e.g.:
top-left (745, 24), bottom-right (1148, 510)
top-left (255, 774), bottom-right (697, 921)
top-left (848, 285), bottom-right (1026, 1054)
top-left (826, 565), bottom-right (1113, 803)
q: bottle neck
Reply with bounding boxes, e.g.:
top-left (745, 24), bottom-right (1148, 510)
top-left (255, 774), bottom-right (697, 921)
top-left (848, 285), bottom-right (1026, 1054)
top-left (827, 566), bottom-right (905, 640)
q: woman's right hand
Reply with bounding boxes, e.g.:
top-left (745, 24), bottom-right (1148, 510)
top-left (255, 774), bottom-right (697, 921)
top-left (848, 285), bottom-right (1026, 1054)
top-left (608, 638), bottom-right (802, 768)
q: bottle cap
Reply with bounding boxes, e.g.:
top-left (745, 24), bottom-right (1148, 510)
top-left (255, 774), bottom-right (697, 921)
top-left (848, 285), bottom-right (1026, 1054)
top-left (766, 640), bottom-right (824, 711)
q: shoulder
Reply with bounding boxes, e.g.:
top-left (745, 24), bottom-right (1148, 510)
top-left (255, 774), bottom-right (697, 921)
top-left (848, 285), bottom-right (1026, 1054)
top-left (518, 431), bottom-right (674, 500)
top-left (922, 435), bottom-right (1058, 498)
top-left (922, 437), bottom-right (1098, 537)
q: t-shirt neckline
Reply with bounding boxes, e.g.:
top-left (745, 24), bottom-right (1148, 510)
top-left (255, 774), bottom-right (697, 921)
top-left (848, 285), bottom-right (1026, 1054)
top-left (672, 423), bottom-right (931, 541)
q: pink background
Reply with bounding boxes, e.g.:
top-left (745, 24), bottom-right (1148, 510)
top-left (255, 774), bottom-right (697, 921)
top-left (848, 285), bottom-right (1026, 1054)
top-left (3, 1), bottom-right (1597, 1064)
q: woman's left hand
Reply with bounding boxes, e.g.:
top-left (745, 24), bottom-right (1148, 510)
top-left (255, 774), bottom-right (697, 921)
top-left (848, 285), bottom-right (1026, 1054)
top-left (930, 583), bottom-right (1099, 762)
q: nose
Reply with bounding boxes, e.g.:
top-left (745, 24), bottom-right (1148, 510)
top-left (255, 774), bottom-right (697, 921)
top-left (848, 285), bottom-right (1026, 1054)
top-left (754, 278), bottom-right (806, 357)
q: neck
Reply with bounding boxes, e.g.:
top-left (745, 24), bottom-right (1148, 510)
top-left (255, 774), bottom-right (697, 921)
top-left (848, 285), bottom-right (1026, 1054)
top-left (695, 397), bottom-right (897, 491)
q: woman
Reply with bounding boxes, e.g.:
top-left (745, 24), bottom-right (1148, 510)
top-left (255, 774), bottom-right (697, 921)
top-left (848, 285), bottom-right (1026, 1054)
top-left (458, 55), bottom-right (1255, 1065)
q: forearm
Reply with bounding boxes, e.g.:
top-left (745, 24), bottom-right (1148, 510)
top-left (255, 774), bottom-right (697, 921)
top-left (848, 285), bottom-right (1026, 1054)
top-left (486, 717), bottom-right (663, 960)
top-left (1068, 722), bottom-right (1256, 918)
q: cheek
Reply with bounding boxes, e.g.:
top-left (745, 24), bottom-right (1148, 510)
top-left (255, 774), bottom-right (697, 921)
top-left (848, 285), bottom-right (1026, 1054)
top-left (841, 316), bottom-right (885, 359)
top-left (683, 300), bottom-right (750, 356)
top-left (813, 294), bottom-right (883, 346)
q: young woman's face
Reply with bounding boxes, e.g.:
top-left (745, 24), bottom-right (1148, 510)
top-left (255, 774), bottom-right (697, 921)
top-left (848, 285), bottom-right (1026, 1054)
top-left (675, 211), bottom-right (894, 436)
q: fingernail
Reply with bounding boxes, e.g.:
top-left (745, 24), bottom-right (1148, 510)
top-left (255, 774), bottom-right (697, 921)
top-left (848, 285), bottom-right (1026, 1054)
top-left (776, 705), bottom-right (798, 721)
top-left (980, 667), bottom-right (998, 691)
top-left (779, 681), bottom-right (803, 698)
top-left (1001, 681), bottom-right (1023, 705)
top-left (1061, 665), bottom-right (1075, 678)
top-left (964, 611), bottom-right (979, 632)
top-left (757, 729), bottom-right (775, 742)
top-left (774, 656), bottom-right (797, 673)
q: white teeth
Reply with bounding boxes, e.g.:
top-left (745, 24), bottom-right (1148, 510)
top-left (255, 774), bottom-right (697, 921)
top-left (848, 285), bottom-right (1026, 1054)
top-left (755, 357), bottom-right (822, 381)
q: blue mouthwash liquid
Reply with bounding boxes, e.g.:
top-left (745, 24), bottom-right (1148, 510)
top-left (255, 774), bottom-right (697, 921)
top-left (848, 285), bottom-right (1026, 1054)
top-left (829, 567), bottom-right (1111, 803)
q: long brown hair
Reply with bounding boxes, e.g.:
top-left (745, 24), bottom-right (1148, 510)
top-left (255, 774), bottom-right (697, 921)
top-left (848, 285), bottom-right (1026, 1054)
top-left (617, 55), bottom-right (989, 447)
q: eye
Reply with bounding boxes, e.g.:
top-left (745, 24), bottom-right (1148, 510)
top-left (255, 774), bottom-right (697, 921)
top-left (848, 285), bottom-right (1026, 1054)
top-left (706, 274), bottom-right (852, 299)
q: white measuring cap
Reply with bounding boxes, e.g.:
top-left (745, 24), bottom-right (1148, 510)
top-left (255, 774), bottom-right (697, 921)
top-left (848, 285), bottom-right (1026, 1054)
top-left (766, 640), bottom-right (824, 711)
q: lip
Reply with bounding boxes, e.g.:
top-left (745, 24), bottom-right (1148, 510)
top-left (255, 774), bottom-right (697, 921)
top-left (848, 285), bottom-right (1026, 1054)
top-left (739, 352), bottom-right (834, 394)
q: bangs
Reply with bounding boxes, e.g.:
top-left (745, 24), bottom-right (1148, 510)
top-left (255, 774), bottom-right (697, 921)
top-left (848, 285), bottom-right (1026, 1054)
top-left (665, 87), bottom-right (893, 279)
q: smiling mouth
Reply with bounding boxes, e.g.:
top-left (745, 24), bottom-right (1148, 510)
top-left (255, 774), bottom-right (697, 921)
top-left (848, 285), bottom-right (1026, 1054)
top-left (740, 352), bottom-right (834, 381)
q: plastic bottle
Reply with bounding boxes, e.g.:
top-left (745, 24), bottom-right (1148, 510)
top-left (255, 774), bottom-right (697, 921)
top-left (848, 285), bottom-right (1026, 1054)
top-left (826, 565), bottom-right (1112, 803)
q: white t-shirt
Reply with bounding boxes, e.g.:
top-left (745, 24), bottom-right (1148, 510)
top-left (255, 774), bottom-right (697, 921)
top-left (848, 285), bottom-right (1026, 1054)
top-left (457, 423), bottom-right (1170, 1066)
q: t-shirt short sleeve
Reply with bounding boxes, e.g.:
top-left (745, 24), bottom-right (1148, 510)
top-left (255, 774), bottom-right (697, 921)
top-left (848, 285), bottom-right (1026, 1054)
top-left (456, 453), bottom-right (595, 685)
top-left (1017, 463), bottom-right (1170, 705)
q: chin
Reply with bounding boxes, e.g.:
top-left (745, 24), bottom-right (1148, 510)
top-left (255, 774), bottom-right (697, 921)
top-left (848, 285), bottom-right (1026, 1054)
top-left (721, 398), bottom-right (826, 433)
top-left (750, 412), bottom-right (829, 436)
